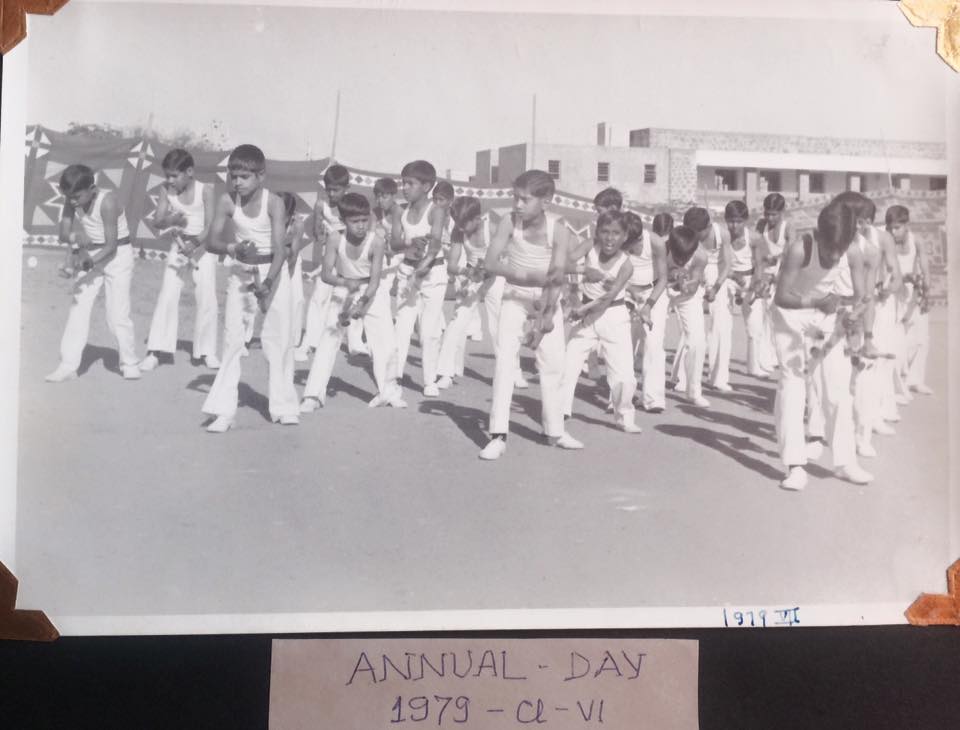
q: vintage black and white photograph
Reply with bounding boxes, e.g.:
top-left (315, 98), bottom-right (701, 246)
top-left (1, 0), bottom-right (956, 633)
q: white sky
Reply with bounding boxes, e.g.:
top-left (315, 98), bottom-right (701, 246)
top-left (26, 1), bottom-right (949, 176)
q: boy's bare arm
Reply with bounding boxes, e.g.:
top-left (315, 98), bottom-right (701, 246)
top-left (916, 236), bottom-right (930, 280)
top-left (879, 230), bottom-right (903, 294)
top-left (774, 238), bottom-right (813, 309)
top-left (483, 214), bottom-right (513, 279)
top-left (447, 239), bottom-right (465, 276)
top-left (198, 183), bottom-right (216, 246)
top-left (543, 223), bottom-right (572, 309)
top-left (319, 231), bottom-right (343, 287)
top-left (648, 236), bottom-right (669, 304)
top-left (205, 194), bottom-right (235, 256)
top-left (413, 206), bottom-right (447, 275)
top-left (264, 193), bottom-right (289, 286)
top-left (715, 227), bottom-right (733, 287)
top-left (362, 234), bottom-right (385, 304)
top-left (390, 206), bottom-right (407, 254)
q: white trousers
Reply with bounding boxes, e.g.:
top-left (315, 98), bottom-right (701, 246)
top-left (202, 263), bottom-right (299, 421)
top-left (630, 291), bottom-right (668, 410)
top-left (852, 362), bottom-right (880, 448)
top-left (394, 263), bottom-right (448, 386)
top-left (302, 284), bottom-right (398, 402)
top-left (290, 257), bottom-right (305, 344)
top-left (739, 281), bottom-right (774, 377)
top-left (668, 292), bottom-right (706, 400)
top-left (300, 277), bottom-right (365, 353)
top-left (562, 303), bottom-right (637, 425)
top-left (704, 265), bottom-right (733, 389)
top-left (900, 304), bottom-right (930, 388)
top-left (58, 244), bottom-right (139, 371)
top-left (873, 295), bottom-right (901, 420)
top-left (772, 306), bottom-right (855, 469)
top-left (145, 244), bottom-right (219, 358)
top-left (489, 288), bottom-right (566, 438)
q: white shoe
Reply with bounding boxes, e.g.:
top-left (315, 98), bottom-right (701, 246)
top-left (44, 365), bottom-right (77, 383)
top-left (122, 365), bottom-right (142, 380)
top-left (691, 396), bottom-right (710, 408)
top-left (203, 355), bottom-right (221, 370)
top-left (621, 422), bottom-right (643, 434)
top-left (554, 432), bottom-right (584, 450)
top-left (895, 393), bottom-right (912, 406)
top-left (206, 416), bottom-right (233, 433)
top-left (139, 354), bottom-right (160, 372)
top-left (885, 413), bottom-right (901, 423)
top-left (299, 396), bottom-right (322, 413)
top-left (836, 463), bottom-right (874, 484)
top-left (278, 414), bottom-right (300, 426)
top-left (712, 383), bottom-right (733, 393)
top-left (857, 441), bottom-right (878, 458)
top-left (479, 438), bottom-right (507, 460)
top-left (873, 422), bottom-right (896, 436)
top-left (367, 392), bottom-right (384, 408)
top-left (780, 466), bottom-right (808, 491)
top-left (240, 345), bottom-right (250, 358)
top-left (423, 383), bottom-right (440, 398)
top-left (436, 375), bottom-right (454, 389)
top-left (294, 346), bottom-right (311, 362)
top-left (911, 384), bottom-right (934, 395)
top-left (806, 440), bottom-right (824, 460)
top-left (515, 376), bottom-right (530, 389)
top-left (388, 395), bottom-right (408, 409)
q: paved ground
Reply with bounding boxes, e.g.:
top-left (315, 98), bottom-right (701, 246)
top-left (13, 248), bottom-right (953, 619)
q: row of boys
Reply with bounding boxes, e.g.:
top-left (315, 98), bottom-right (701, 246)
top-left (45, 147), bottom-right (933, 487)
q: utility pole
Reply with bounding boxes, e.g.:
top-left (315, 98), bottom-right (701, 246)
top-left (330, 89), bottom-right (341, 161)
top-left (530, 93), bottom-right (537, 169)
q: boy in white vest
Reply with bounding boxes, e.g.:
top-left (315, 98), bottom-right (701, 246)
top-left (391, 160), bottom-right (450, 397)
top-left (299, 193), bottom-right (405, 411)
top-left (723, 200), bottom-right (769, 380)
top-left (479, 169), bottom-right (579, 460)
top-left (665, 225), bottom-right (711, 408)
top-left (886, 205), bottom-right (933, 397)
top-left (140, 149), bottom-right (220, 372)
top-left (679, 206), bottom-right (733, 392)
top-left (772, 199), bottom-right (872, 491)
top-left (46, 164), bottom-right (141, 382)
top-left (201, 144), bottom-right (299, 432)
top-left (624, 211), bottom-right (669, 414)
top-left (560, 209), bottom-right (641, 436)
top-left (297, 164), bottom-right (368, 360)
top-left (753, 193), bottom-right (795, 378)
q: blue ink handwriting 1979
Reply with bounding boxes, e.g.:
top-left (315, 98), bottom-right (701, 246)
top-left (722, 606), bottom-right (800, 627)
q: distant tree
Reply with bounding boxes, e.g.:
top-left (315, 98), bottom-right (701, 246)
top-left (66, 121), bottom-right (227, 151)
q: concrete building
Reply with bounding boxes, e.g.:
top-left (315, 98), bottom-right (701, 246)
top-left (472, 125), bottom-right (947, 208)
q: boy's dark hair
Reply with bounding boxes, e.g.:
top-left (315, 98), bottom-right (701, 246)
top-left (278, 192), bottom-right (298, 220)
top-left (816, 200), bottom-right (857, 253)
top-left (623, 211), bottom-right (644, 247)
top-left (763, 193), bottom-right (786, 212)
top-left (652, 212), bottom-right (674, 238)
top-left (885, 204), bottom-right (910, 226)
top-left (161, 148), bottom-right (195, 172)
top-left (833, 190), bottom-right (876, 223)
top-left (401, 160), bottom-right (438, 187)
top-left (513, 169), bottom-right (555, 200)
top-left (593, 187), bottom-right (623, 210)
top-left (227, 144), bottom-right (266, 172)
top-left (595, 209), bottom-right (626, 234)
top-left (450, 196), bottom-right (482, 231)
top-left (433, 181), bottom-right (455, 201)
top-left (724, 200), bottom-right (749, 221)
top-left (666, 225), bottom-right (699, 266)
top-left (373, 177), bottom-right (398, 196)
top-left (682, 206), bottom-right (711, 233)
top-left (337, 191), bottom-right (371, 220)
top-left (59, 164), bottom-right (96, 195)
top-left (323, 164), bottom-right (351, 188)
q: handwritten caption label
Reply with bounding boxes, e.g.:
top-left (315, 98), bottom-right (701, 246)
top-left (270, 639), bottom-right (698, 730)
top-left (722, 606), bottom-right (801, 627)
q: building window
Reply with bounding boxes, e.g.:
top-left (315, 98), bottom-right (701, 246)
top-left (597, 162), bottom-right (610, 183)
top-left (809, 172), bottom-right (825, 193)
top-left (714, 168), bottom-right (737, 191)
top-left (759, 171), bottom-right (782, 192)
top-left (643, 164), bottom-right (656, 184)
top-left (548, 160), bottom-right (561, 180)
top-left (930, 176), bottom-right (947, 191)
top-left (491, 165), bottom-right (499, 185)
